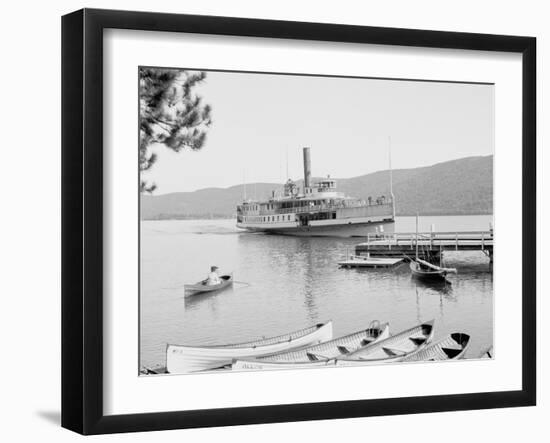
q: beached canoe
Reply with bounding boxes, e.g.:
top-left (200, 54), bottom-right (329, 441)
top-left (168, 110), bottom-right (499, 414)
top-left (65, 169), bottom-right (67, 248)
top-left (335, 320), bottom-right (435, 365)
top-left (231, 321), bottom-right (390, 371)
top-left (166, 321), bottom-right (333, 373)
top-left (184, 274), bottom-right (233, 293)
top-left (400, 333), bottom-right (470, 362)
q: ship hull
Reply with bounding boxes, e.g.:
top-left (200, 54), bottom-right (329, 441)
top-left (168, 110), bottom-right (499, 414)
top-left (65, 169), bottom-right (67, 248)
top-left (237, 219), bottom-right (395, 238)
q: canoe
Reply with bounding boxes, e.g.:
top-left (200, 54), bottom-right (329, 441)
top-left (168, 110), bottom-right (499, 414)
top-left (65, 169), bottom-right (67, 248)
top-left (184, 274), bottom-right (233, 293)
top-left (400, 332), bottom-right (471, 362)
top-left (166, 321), bottom-right (333, 373)
top-left (335, 320), bottom-right (435, 365)
top-left (232, 321), bottom-right (390, 371)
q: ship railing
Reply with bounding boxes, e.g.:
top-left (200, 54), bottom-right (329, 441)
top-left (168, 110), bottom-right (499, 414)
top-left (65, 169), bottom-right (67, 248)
top-left (267, 200), bottom-right (393, 215)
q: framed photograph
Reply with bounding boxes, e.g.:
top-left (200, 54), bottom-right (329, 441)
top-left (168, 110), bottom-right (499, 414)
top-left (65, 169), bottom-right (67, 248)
top-left (62, 8), bottom-right (536, 435)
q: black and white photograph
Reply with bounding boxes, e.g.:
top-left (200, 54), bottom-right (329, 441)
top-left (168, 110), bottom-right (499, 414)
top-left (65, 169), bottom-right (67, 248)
top-left (1, 0), bottom-right (544, 439)
top-left (139, 67), bottom-right (494, 375)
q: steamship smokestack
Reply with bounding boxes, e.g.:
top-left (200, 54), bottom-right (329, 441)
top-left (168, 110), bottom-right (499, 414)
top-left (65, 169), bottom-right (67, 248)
top-left (303, 147), bottom-right (311, 189)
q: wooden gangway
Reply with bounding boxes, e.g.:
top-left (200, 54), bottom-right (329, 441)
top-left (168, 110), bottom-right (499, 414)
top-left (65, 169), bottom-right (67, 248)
top-left (355, 230), bottom-right (493, 259)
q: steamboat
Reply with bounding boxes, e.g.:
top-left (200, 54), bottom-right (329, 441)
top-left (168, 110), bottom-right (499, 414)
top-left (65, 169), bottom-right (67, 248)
top-left (236, 147), bottom-right (395, 237)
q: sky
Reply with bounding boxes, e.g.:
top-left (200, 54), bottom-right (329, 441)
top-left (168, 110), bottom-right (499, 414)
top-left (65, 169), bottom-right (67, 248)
top-left (142, 70), bottom-right (494, 195)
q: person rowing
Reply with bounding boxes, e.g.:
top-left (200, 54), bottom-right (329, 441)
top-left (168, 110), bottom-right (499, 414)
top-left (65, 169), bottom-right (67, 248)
top-left (205, 265), bottom-right (221, 286)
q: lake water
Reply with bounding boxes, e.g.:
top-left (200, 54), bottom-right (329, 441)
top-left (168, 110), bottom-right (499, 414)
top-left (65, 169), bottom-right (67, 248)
top-left (140, 215), bottom-right (493, 370)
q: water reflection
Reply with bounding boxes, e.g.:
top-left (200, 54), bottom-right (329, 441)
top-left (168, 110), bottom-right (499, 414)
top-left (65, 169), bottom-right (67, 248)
top-left (141, 218), bottom-right (494, 368)
top-left (184, 286), bottom-right (234, 312)
top-left (412, 277), bottom-right (454, 296)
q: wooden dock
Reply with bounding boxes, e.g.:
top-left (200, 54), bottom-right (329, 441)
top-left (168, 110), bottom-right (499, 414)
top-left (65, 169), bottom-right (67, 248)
top-left (355, 231), bottom-right (493, 260)
top-left (338, 255), bottom-right (405, 269)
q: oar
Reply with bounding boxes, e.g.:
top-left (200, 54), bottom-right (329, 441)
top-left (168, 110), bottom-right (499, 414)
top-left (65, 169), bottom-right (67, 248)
top-left (232, 280), bottom-right (251, 287)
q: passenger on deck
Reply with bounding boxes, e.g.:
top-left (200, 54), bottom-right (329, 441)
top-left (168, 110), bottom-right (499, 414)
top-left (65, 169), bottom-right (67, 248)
top-left (206, 266), bottom-right (221, 285)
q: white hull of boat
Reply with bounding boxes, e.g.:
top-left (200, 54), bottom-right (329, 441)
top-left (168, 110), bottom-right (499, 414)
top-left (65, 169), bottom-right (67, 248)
top-left (237, 219), bottom-right (395, 238)
top-left (233, 359), bottom-right (338, 370)
top-left (232, 323), bottom-right (390, 371)
top-left (166, 321), bottom-right (333, 373)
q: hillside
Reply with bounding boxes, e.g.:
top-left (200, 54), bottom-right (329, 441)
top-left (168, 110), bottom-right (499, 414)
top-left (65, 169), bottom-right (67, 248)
top-left (141, 155), bottom-right (493, 219)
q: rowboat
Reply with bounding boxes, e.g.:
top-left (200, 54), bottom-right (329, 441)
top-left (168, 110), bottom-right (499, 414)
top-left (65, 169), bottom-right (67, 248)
top-left (140, 365), bottom-right (167, 375)
top-left (410, 258), bottom-right (457, 280)
top-left (409, 214), bottom-right (457, 281)
top-left (166, 321), bottom-right (333, 373)
top-left (184, 274), bottom-right (233, 293)
top-left (478, 345), bottom-right (493, 359)
top-left (400, 332), bottom-right (470, 362)
top-left (335, 320), bottom-right (435, 365)
top-left (232, 321), bottom-right (390, 371)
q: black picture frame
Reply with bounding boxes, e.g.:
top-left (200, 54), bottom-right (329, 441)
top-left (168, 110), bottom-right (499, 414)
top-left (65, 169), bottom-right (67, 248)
top-left (62, 8), bottom-right (536, 435)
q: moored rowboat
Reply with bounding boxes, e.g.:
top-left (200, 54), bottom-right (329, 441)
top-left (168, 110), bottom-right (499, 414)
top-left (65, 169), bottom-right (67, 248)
top-left (409, 258), bottom-right (457, 281)
top-left (478, 345), bottom-right (493, 359)
top-left (335, 320), bottom-right (435, 365)
top-left (400, 332), bottom-right (470, 362)
top-left (166, 321), bottom-right (333, 373)
top-left (232, 321), bottom-right (389, 371)
top-left (184, 274), bottom-right (233, 293)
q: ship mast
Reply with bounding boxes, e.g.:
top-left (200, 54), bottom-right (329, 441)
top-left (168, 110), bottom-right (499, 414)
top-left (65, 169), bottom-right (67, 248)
top-left (415, 212), bottom-right (419, 259)
top-left (389, 136), bottom-right (395, 218)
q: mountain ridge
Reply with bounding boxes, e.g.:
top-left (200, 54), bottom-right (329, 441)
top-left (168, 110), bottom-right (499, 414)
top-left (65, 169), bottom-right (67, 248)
top-left (141, 155), bottom-right (493, 219)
